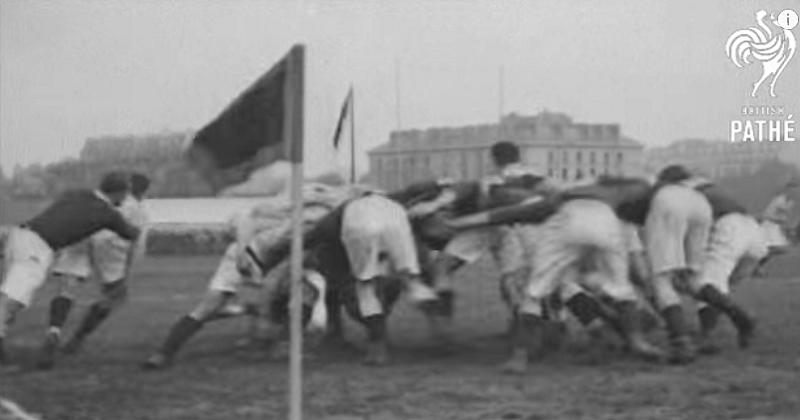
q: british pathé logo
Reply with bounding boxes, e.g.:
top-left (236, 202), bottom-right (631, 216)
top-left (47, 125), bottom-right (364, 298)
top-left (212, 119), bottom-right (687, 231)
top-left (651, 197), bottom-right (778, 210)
top-left (725, 9), bottom-right (798, 98)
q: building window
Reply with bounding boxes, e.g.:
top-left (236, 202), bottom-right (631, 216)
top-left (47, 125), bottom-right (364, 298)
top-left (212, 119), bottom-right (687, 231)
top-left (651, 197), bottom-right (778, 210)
top-left (576, 151), bottom-right (582, 163)
top-left (589, 151), bottom-right (596, 164)
top-left (575, 169), bottom-right (584, 180)
top-left (562, 168), bottom-right (568, 180)
top-left (590, 168), bottom-right (596, 177)
top-left (617, 152), bottom-right (623, 163)
top-left (604, 152), bottom-right (610, 165)
top-left (548, 150), bottom-right (554, 163)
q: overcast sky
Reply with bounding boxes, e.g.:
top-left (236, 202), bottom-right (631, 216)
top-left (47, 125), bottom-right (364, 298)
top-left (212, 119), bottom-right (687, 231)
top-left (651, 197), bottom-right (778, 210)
top-left (1, 0), bottom-right (799, 177)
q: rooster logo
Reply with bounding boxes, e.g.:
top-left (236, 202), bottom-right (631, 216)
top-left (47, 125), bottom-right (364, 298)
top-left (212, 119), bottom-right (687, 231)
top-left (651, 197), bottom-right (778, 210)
top-left (725, 10), bottom-right (798, 97)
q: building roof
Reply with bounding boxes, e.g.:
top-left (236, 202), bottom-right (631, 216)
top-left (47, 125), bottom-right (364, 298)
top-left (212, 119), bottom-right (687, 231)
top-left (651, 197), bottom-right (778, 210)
top-left (369, 111), bottom-right (642, 155)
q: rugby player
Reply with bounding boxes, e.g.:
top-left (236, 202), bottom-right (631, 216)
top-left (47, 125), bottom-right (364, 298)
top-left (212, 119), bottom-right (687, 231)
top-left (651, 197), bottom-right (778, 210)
top-left (253, 191), bottom-right (441, 365)
top-left (34, 173), bottom-right (151, 369)
top-left (444, 177), bottom-right (667, 373)
top-left (0, 172), bottom-right (140, 367)
top-left (656, 165), bottom-right (761, 354)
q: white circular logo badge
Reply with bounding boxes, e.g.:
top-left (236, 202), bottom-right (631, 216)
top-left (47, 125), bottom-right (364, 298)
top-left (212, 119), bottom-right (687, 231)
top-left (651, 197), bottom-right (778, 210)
top-left (777, 9), bottom-right (798, 30)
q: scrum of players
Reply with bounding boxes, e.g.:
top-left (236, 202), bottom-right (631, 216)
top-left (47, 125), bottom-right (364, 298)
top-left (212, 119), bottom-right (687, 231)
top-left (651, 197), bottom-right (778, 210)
top-left (1, 141), bottom-right (799, 374)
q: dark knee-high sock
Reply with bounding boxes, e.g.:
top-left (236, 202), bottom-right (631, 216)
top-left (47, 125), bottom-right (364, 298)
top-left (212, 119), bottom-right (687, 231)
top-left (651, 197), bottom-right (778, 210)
top-left (363, 314), bottom-right (386, 342)
top-left (159, 315), bottom-right (204, 358)
top-left (73, 303), bottom-right (112, 340)
top-left (49, 296), bottom-right (74, 332)
top-left (698, 306), bottom-right (719, 336)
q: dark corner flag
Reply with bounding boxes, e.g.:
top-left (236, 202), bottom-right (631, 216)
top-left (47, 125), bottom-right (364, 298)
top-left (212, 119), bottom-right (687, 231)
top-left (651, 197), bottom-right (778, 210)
top-left (332, 86), bottom-right (353, 149)
top-left (185, 44), bottom-right (307, 420)
top-left (186, 45), bottom-right (305, 192)
top-left (332, 86), bottom-right (355, 182)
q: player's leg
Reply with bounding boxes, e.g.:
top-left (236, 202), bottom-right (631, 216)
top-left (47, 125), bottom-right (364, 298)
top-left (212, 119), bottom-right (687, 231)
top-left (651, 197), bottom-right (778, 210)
top-left (354, 278), bottom-right (389, 365)
top-left (501, 209), bottom-right (573, 374)
top-left (36, 273), bottom-right (84, 369)
top-left (0, 294), bottom-right (24, 365)
top-left (646, 187), bottom-right (698, 364)
top-left (142, 245), bottom-right (242, 369)
top-left (592, 246), bottom-right (665, 361)
top-left (63, 231), bottom-right (136, 355)
top-left (0, 227), bottom-right (54, 367)
top-left (62, 279), bottom-right (128, 355)
top-left (573, 202), bottom-right (664, 361)
top-left (433, 228), bottom-right (492, 316)
top-left (36, 240), bottom-right (92, 369)
top-left (691, 214), bottom-right (752, 352)
top-left (141, 290), bottom-right (234, 370)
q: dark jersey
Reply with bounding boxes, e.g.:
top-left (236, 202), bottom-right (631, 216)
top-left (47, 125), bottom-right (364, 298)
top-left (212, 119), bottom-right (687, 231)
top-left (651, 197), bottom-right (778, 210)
top-left (484, 178), bottom-right (653, 226)
top-left (25, 190), bottom-right (139, 250)
top-left (255, 200), bottom-right (350, 273)
top-left (695, 184), bottom-right (748, 219)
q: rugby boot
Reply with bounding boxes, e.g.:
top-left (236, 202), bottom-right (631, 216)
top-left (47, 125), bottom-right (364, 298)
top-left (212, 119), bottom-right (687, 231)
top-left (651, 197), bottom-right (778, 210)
top-left (696, 306), bottom-right (721, 355)
top-left (696, 285), bottom-right (755, 349)
top-left (500, 313), bottom-right (545, 375)
top-left (140, 315), bottom-right (203, 370)
top-left (616, 301), bottom-right (666, 362)
top-left (36, 330), bottom-right (61, 370)
top-left (661, 305), bottom-right (696, 364)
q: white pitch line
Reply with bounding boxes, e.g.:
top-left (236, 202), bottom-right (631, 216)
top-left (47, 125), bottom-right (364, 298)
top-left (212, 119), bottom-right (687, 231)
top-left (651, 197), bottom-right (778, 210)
top-left (0, 397), bottom-right (41, 420)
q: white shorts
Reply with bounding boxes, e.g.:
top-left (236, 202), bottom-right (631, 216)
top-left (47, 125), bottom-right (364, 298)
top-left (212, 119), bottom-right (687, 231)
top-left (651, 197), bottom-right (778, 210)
top-left (760, 220), bottom-right (789, 248)
top-left (50, 240), bottom-right (92, 279)
top-left (1, 227), bottom-right (54, 307)
top-left (207, 244), bottom-right (244, 294)
top-left (695, 213), bottom-right (769, 294)
top-left (341, 194), bottom-right (420, 281)
top-left (521, 199), bottom-right (635, 315)
top-left (645, 185), bottom-right (713, 275)
top-left (444, 227), bottom-right (496, 264)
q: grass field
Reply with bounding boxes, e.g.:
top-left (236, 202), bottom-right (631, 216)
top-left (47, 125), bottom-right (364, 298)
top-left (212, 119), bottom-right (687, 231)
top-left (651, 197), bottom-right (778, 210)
top-left (2, 253), bottom-right (800, 420)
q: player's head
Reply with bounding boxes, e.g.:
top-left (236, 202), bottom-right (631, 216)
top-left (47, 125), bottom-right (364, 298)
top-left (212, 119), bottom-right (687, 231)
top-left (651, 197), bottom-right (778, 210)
top-left (130, 172), bottom-right (151, 200)
top-left (490, 141), bottom-right (521, 169)
top-left (656, 165), bottom-right (692, 184)
top-left (98, 171), bottom-right (130, 206)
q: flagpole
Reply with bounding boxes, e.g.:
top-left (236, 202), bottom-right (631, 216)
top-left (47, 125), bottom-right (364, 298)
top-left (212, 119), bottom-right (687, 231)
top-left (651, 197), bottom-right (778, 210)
top-left (349, 87), bottom-right (356, 184)
top-left (285, 45), bottom-right (305, 420)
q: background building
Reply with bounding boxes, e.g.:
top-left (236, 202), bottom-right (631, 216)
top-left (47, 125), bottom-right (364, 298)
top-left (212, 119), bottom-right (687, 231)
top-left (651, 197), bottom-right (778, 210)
top-left (644, 138), bottom-right (800, 180)
top-left (367, 111), bottom-right (644, 190)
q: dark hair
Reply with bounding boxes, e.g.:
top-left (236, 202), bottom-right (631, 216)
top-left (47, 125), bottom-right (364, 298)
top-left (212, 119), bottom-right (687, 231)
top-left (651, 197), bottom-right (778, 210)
top-left (490, 141), bottom-right (520, 166)
top-left (657, 165), bottom-right (692, 184)
top-left (130, 173), bottom-right (151, 197)
top-left (99, 171), bottom-right (130, 195)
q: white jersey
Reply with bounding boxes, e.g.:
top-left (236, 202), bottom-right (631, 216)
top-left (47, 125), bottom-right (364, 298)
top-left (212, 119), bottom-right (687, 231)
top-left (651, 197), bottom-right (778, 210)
top-left (98, 196), bottom-right (149, 251)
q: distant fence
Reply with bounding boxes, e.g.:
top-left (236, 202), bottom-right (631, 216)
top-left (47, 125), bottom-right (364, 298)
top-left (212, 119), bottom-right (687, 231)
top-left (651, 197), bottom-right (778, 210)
top-left (145, 223), bottom-right (231, 256)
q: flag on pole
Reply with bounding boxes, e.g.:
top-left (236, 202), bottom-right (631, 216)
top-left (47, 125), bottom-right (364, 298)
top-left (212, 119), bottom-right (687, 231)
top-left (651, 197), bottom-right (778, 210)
top-left (332, 86), bottom-right (353, 149)
top-left (184, 44), bottom-right (307, 420)
top-left (186, 46), bottom-right (304, 192)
